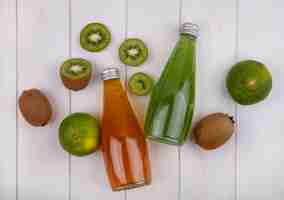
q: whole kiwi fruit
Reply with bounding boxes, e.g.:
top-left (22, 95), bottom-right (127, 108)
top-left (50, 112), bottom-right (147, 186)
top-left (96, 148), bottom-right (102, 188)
top-left (19, 89), bottom-right (52, 127)
top-left (193, 113), bottom-right (235, 150)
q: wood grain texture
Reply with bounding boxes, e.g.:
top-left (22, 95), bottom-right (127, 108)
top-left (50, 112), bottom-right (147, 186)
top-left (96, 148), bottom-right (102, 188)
top-left (70, 0), bottom-right (125, 199)
top-left (126, 0), bottom-right (180, 199)
top-left (238, 0), bottom-right (284, 199)
top-left (180, 0), bottom-right (237, 199)
top-left (17, 0), bottom-right (69, 199)
top-left (1, 0), bottom-right (284, 199)
top-left (0, 0), bottom-right (17, 199)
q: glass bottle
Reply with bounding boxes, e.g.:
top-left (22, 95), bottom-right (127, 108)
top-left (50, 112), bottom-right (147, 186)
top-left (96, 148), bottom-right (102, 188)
top-left (144, 23), bottom-right (199, 146)
top-left (101, 68), bottom-right (151, 191)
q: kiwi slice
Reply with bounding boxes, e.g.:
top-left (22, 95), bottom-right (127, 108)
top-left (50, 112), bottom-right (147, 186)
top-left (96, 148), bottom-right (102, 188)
top-left (60, 58), bottom-right (92, 91)
top-left (128, 72), bottom-right (154, 96)
top-left (119, 38), bottom-right (148, 66)
top-left (80, 23), bottom-right (111, 52)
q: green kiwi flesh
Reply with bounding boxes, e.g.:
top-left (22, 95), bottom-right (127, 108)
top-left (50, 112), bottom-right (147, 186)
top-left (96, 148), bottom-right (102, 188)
top-left (80, 23), bottom-right (111, 52)
top-left (60, 58), bottom-right (92, 91)
top-left (128, 72), bottom-right (154, 96)
top-left (119, 38), bottom-right (148, 66)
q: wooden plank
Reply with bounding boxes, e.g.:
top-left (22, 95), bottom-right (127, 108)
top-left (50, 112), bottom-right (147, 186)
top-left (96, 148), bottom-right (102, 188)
top-left (126, 0), bottom-right (180, 199)
top-left (70, 0), bottom-right (125, 199)
top-left (0, 0), bottom-right (17, 199)
top-left (238, 0), bottom-right (284, 199)
top-left (181, 0), bottom-right (237, 199)
top-left (17, 0), bottom-right (69, 199)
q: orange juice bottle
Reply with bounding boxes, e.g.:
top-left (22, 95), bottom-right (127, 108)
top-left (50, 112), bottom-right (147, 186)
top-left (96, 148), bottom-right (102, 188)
top-left (101, 68), bottom-right (151, 191)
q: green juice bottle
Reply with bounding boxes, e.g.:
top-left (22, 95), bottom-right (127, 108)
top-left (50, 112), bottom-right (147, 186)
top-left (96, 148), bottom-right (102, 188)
top-left (144, 23), bottom-right (199, 146)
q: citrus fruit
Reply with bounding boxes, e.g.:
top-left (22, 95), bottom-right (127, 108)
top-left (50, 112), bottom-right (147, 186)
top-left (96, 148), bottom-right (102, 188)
top-left (59, 113), bottom-right (100, 156)
top-left (128, 72), bottom-right (154, 96)
top-left (226, 60), bottom-right (272, 105)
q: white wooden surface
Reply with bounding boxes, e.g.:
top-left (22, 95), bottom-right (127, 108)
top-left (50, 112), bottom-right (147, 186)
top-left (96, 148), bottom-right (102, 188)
top-left (0, 0), bottom-right (283, 199)
top-left (180, 1), bottom-right (236, 199)
top-left (70, 0), bottom-right (125, 199)
top-left (17, 1), bottom-right (69, 199)
top-left (0, 0), bottom-right (17, 199)
top-left (238, 0), bottom-right (284, 199)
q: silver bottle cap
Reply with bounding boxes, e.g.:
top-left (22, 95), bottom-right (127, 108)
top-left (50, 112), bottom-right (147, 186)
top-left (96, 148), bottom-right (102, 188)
top-left (101, 68), bottom-right (120, 80)
top-left (180, 22), bottom-right (199, 38)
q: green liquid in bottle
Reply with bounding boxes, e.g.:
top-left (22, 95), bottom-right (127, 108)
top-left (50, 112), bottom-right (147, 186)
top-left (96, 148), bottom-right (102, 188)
top-left (144, 23), bottom-right (199, 146)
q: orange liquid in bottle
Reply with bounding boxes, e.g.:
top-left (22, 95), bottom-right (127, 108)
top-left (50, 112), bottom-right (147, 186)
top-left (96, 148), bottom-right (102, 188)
top-left (101, 70), bottom-right (151, 191)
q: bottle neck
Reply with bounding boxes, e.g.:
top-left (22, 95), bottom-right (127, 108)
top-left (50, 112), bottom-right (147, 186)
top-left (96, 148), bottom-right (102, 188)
top-left (180, 33), bottom-right (197, 41)
top-left (179, 33), bottom-right (197, 48)
top-left (101, 68), bottom-right (121, 81)
top-left (175, 33), bottom-right (196, 61)
top-left (180, 22), bottom-right (199, 38)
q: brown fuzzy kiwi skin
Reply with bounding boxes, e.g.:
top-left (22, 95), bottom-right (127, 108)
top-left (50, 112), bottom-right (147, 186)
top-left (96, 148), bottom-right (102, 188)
top-left (193, 113), bottom-right (235, 150)
top-left (19, 89), bottom-right (52, 127)
top-left (60, 73), bottom-right (91, 91)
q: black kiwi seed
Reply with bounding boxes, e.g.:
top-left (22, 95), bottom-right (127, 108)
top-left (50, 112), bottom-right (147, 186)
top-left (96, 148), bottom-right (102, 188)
top-left (60, 58), bottom-right (92, 91)
top-left (80, 23), bottom-right (111, 52)
top-left (119, 38), bottom-right (148, 66)
top-left (193, 113), bottom-right (235, 150)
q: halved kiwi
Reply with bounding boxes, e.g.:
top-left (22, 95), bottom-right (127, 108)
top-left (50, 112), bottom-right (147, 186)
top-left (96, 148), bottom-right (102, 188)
top-left (80, 23), bottom-right (111, 52)
top-left (60, 58), bottom-right (92, 91)
top-left (119, 38), bottom-right (148, 66)
top-left (128, 72), bottom-right (154, 96)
